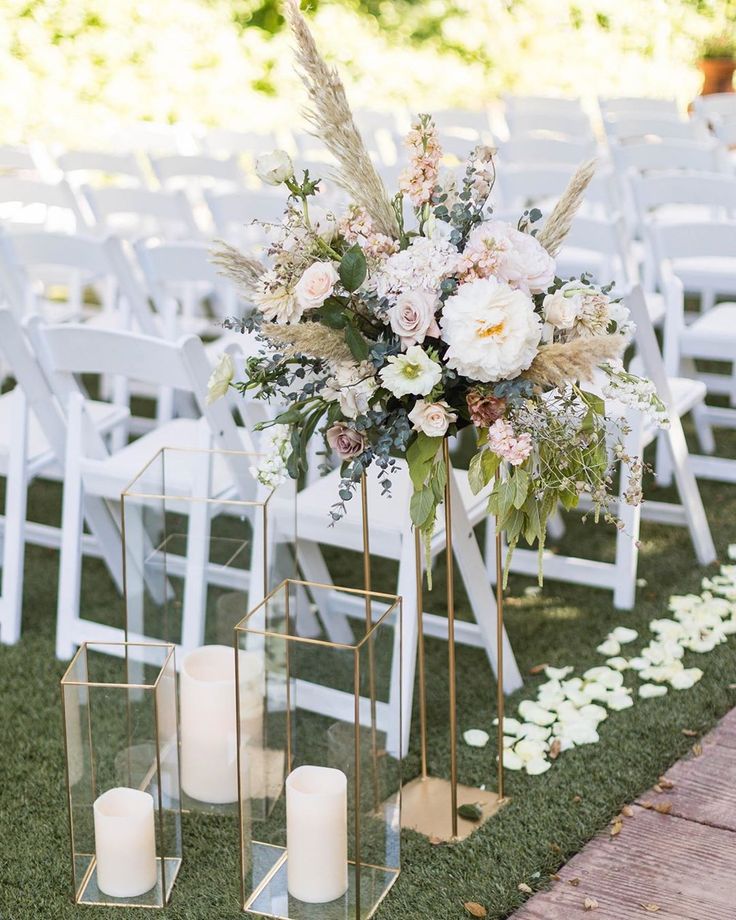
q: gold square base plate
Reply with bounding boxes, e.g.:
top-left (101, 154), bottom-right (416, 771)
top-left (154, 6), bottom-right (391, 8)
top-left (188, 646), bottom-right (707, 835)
top-left (400, 775), bottom-right (507, 842)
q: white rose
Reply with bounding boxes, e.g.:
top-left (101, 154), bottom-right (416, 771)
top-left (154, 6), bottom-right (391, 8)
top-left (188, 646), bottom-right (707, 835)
top-left (440, 277), bottom-right (542, 383)
top-left (543, 288), bottom-right (581, 330)
top-left (309, 205), bottom-right (339, 242)
top-left (379, 345), bottom-right (442, 398)
top-left (255, 149), bottom-right (293, 186)
top-left (323, 362), bottom-right (377, 419)
top-left (389, 290), bottom-right (441, 349)
top-left (206, 352), bottom-right (234, 405)
top-left (408, 399), bottom-right (457, 437)
top-left (294, 261), bottom-right (339, 311)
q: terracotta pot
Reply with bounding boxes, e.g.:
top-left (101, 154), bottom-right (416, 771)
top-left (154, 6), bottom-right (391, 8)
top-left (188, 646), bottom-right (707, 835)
top-left (698, 57), bottom-right (736, 95)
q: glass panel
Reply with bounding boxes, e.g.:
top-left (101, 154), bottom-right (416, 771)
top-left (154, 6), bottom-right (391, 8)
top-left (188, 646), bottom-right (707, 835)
top-left (61, 643), bottom-right (182, 908)
top-left (236, 582), bottom-right (401, 919)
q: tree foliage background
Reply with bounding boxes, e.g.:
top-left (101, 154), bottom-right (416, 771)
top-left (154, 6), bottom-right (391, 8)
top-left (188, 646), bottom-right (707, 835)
top-left (0, 0), bottom-right (733, 145)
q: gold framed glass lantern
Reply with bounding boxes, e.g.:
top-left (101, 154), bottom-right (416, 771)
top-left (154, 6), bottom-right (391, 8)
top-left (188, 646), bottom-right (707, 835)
top-left (121, 446), bottom-right (297, 652)
top-left (234, 579), bottom-right (402, 920)
top-left (60, 642), bottom-right (182, 908)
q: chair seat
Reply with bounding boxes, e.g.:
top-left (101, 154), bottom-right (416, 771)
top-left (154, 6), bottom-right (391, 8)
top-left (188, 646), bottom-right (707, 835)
top-left (644, 291), bottom-right (666, 325)
top-left (79, 417), bottom-right (254, 498)
top-left (285, 460), bottom-right (486, 560)
top-left (680, 302), bottom-right (736, 359)
top-left (0, 389), bottom-right (128, 476)
top-left (671, 257), bottom-right (736, 293)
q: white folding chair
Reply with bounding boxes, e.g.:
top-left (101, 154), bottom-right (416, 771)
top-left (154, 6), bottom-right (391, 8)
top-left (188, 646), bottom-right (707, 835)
top-left (713, 114), bottom-right (736, 151)
top-left (692, 93), bottom-right (736, 123)
top-left (496, 164), bottom-right (619, 215)
top-left (0, 308), bottom-right (131, 645)
top-left (604, 115), bottom-right (706, 144)
top-left (504, 95), bottom-right (584, 118)
top-left (23, 320), bottom-right (264, 659)
top-left (0, 145), bottom-right (38, 175)
top-left (488, 285), bottom-right (715, 609)
top-left (204, 188), bottom-right (282, 247)
top-left (499, 135), bottom-right (596, 167)
top-left (127, 121), bottom-right (199, 156)
top-left (151, 154), bottom-right (242, 191)
top-left (83, 185), bottom-right (199, 240)
top-left (599, 97), bottom-right (679, 119)
top-left (610, 140), bottom-right (727, 175)
top-left (204, 128), bottom-right (277, 159)
top-left (0, 177), bottom-right (86, 233)
top-left (505, 111), bottom-right (593, 140)
top-left (56, 150), bottom-right (148, 189)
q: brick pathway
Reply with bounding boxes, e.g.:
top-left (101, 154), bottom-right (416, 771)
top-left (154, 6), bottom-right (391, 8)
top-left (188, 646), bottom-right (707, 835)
top-left (511, 708), bottom-right (736, 919)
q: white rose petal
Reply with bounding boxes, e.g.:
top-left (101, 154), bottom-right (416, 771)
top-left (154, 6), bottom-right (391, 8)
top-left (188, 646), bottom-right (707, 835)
top-left (579, 704), bottom-right (608, 724)
top-left (583, 667), bottom-right (624, 689)
top-left (503, 748), bottom-right (524, 771)
top-left (597, 638), bottom-right (621, 657)
top-left (670, 668), bottom-right (704, 690)
top-left (525, 757), bottom-right (552, 775)
top-left (556, 720), bottom-right (600, 747)
top-left (584, 683), bottom-right (611, 703)
top-left (544, 665), bottom-right (574, 681)
top-left (516, 723), bottom-right (552, 742)
top-left (463, 729), bottom-right (490, 748)
top-left (517, 700), bottom-right (556, 726)
top-left (493, 717), bottom-right (523, 736)
top-left (639, 683), bottom-right (668, 699)
top-left (607, 689), bottom-right (634, 711)
top-left (606, 657), bottom-right (630, 671)
top-left (727, 544), bottom-right (736, 560)
top-left (611, 627), bottom-right (639, 644)
top-left (628, 657), bottom-right (649, 671)
top-left (515, 738), bottom-right (549, 760)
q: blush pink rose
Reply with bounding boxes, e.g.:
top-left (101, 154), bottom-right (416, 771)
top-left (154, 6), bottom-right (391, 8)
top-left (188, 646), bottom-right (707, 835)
top-left (388, 291), bottom-right (441, 349)
top-left (326, 423), bottom-right (367, 460)
top-left (294, 261), bottom-right (339, 311)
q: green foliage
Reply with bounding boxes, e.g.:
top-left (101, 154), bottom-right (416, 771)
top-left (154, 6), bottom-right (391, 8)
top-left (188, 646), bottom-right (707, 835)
top-left (339, 244), bottom-right (367, 293)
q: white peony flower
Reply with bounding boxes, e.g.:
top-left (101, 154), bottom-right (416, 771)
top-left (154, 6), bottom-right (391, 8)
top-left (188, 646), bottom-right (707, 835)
top-left (461, 220), bottom-right (555, 295)
top-left (463, 729), bottom-right (490, 747)
top-left (255, 149), bottom-right (293, 186)
top-left (323, 362), bottom-right (377, 419)
top-left (440, 278), bottom-right (542, 383)
top-left (408, 399), bottom-right (457, 437)
top-left (294, 261), bottom-right (339, 311)
top-left (206, 352), bottom-right (234, 405)
top-left (379, 345), bottom-right (442, 398)
top-left (639, 683), bottom-right (668, 699)
top-left (543, 286), bottom-right (581, 330)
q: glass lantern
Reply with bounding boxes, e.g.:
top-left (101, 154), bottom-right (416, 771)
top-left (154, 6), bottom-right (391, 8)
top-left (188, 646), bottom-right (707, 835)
top-left (234, 579), bottom-right (402, 920)
top-left (60, 642), bottom-right (182, 908)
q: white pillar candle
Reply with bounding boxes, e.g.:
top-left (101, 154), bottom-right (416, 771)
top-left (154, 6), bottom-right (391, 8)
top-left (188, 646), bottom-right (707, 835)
top-left (180, 645), bottom-right (264, 804)
top-left (286, 765), bottom-right (348, 903)
top-left (93, 788), bottom-right (157, 899)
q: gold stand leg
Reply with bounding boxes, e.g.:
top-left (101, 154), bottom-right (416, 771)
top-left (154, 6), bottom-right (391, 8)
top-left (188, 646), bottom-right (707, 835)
top-left (399, 442), bottom-right (508, 842)
top-left (360, 473), bottom-right (381, 811)
top-left (495, 526), bottom-right (505, 801)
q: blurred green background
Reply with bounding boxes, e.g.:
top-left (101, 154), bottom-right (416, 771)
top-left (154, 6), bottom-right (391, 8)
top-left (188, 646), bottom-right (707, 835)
top-left (1, 0), bottom-right (734, 146)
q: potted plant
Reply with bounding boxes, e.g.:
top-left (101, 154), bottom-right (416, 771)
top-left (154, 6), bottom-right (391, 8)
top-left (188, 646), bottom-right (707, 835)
top-left (697, 32), bottom-right (736, 95)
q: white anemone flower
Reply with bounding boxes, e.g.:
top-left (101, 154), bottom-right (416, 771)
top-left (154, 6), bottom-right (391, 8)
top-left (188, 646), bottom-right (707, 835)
top-left (379, 345), bottom-right (442, 397)
top-left (596, 638), bottom-right (621, 656)
top-left (670, 668), bottom-right (703, 690)
top-left (610, 626), bottom-right (639, 644)
top-left (639, 683), bottom-right (668, 699)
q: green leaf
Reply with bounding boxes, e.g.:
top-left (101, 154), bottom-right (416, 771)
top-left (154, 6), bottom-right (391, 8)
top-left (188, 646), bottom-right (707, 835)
top-left (344, 324), bottom-right (369, 361)
top-left (481, 449), bottom-right (501, 484)
top-left (468, 452), bottom-right (485, 495)
top-left (579, 389), bottom-right (605, 417)
top-left (339, 244), bottom-right (367, 292)
top-left (457, 803), bottom-right (483, 822)
top-left (410, 487), bottom-right (436, 528)
top-left (512, 467), bottom-right (530, 510)
top-left (320, 299), bottom-right (347, 329)
top-left (273, 407), bottom-right (302, 425)
top-left (430, 457), bottom-right (447, 503)
top-left (406, 433), bottom-right (443, 490)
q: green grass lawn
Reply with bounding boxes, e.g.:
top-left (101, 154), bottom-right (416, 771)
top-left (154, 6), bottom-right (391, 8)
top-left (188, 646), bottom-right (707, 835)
top-left (2, 429), bottom-right (736, 920)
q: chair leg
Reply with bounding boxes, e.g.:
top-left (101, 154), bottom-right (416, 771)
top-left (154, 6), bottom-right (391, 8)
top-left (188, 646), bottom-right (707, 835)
top-left (296, 539), bottom-right (354, 644)
top-left (654, 430), bottom-right (674, 487)
top-left (667, 409), bottom-right (716, 566)
top-left (0, 393), bottom-right (29, 645)
top-left (389, 529), bottom-right (418, 759)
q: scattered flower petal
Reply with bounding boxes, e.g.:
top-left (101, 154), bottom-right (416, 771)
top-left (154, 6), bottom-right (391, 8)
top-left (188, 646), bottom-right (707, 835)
top-left (463, 729), bottom-right (490, 748)
top-left (611, 626), bottom-right (639, 644)
top-left (596, 638), bottom-right (621, 656)
top-left (639, 683), bottom-right (668, 699)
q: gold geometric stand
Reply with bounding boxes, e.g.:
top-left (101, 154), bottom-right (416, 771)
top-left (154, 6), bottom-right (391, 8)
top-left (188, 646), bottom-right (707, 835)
top-left (401, 775), bottom-right (506, 842)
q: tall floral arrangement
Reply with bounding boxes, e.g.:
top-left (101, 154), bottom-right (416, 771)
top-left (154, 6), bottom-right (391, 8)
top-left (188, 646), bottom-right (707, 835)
top-left (212, 0), bottom-right (666, 582)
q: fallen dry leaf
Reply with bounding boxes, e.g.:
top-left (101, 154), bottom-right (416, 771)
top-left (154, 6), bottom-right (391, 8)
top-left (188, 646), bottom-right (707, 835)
top-left (529, 662), bottom-right (549, 675)
top-left (640, 904), bottom-right (660, 913)
top-left (549, 738), bottom-right (562, 760)
top-left (658, 777), bottom-right (674, 790)
top-left (518, 883), bottom-right (532, 894)
top-left (681, 729), bottom-right (697, 737)
top-left (429, 835), bottom-right (443, 846)
top-left (652, 784), bottom-right (662, 794)
top-left (550, 873), bottom-right (561, 882)
top-left (573, 794), bottom-right (583, 804)
top-left (692, 743), bottom-right (703, 757)
top-left (640, 801), bottom-right (654, 810)
top-left (610, 820), bottom-right (623, 837)
top-left (549, 842), bottom-right (561, 853)
top-left (568, 877), bottom-right (581, 887)
top-left (464, 902), bottom-right (487, 918)
top-left (584, 897), bottom-right (599, 911)
top-left (622, 805), bottom-right (634, 818)
top-left (654, 802), bottom-right (672, 815)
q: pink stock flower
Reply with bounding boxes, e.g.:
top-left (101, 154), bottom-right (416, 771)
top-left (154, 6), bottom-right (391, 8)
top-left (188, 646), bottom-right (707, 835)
top-left (399, 115), bottom-right (441, 208)
top-left (487, 419), bottom-right (533, 467)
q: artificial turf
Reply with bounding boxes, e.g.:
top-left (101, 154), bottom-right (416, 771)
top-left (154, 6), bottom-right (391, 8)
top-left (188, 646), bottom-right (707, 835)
top-left (1, 430), bottom-right (736, 920)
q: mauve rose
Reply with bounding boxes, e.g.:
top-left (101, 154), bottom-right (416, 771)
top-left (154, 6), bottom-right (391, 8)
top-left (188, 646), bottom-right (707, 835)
top-left (326, 423), bottom-right (366, 460)
top-left (466, 390), bottom-right (506, 428)
top-left (388, 290), bottom-right (440, 349)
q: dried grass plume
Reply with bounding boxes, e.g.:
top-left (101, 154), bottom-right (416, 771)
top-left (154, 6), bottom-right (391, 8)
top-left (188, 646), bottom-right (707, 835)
top-left (524, 335), bottom-right (625, 388)
top-left (283, 0), bottom-right (399, 239)
top-left (537, 158), bottom-right (597, 257)
top-left (262, 321), bottom-right (354, 364)
top-left (211, 241), bottom-right (264, 298)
